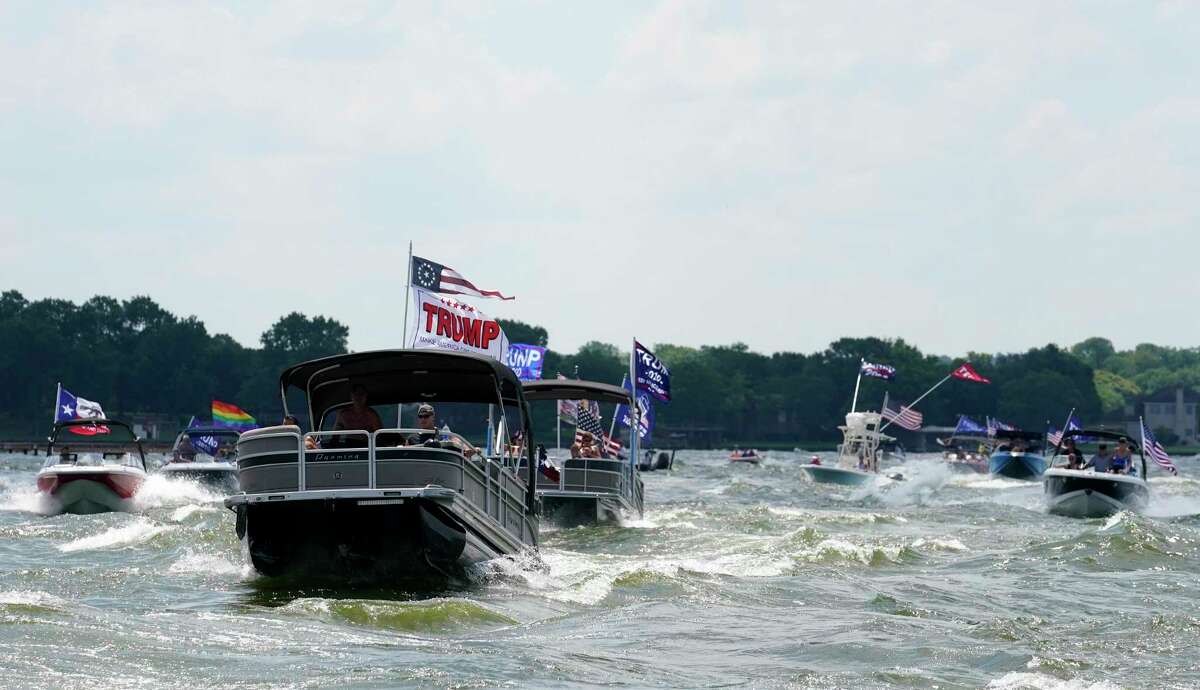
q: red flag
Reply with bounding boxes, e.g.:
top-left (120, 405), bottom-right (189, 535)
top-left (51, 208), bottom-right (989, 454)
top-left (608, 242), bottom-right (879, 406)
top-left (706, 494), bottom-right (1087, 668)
top-left (951, 363), bottom-right (991, 384)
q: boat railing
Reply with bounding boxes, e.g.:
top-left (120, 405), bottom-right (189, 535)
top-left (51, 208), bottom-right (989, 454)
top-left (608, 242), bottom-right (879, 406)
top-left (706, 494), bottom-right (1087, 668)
top-left (532, 453), bottom-right (633, 498)
top-left (235, 426), bottom-right (528, 527)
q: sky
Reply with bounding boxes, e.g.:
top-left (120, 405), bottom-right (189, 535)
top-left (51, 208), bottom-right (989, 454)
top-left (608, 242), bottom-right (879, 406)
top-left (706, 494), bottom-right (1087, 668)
top-left (1, 1), bottom-right (1198, 357)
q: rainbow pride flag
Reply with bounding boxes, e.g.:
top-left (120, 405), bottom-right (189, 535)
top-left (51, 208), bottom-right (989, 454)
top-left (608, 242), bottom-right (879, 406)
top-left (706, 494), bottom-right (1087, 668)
top-left (212, 400), bottom-right (258, 431)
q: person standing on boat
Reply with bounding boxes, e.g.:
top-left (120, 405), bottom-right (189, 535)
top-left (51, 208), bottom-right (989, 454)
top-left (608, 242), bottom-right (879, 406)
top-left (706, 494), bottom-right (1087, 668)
top-left (334, 383), bottom-right (384, 433)
top-left (1110, 438), bottom-right (1133, 474)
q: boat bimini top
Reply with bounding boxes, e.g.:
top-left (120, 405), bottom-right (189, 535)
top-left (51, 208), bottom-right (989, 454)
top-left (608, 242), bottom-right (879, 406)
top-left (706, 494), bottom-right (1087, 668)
top-left (521, 379), bottom-right (632, 406)
top-left (46, 419), bottom-right (147, 470)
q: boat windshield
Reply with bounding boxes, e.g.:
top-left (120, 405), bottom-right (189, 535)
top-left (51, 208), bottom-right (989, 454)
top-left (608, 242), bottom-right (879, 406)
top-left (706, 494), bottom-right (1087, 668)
top-left (43, 450), bottom-right (143, 469)
top-left (172, 429), bottom-right (240, 463)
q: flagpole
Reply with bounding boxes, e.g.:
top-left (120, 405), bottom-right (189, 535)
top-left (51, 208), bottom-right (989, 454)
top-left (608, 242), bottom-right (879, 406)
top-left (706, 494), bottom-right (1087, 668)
top-left (879, 374), bottom-right (951, 432)
top-left (629, 339), bottom-right (640, 470)
top-left (1049, 408), bottom-right (1076, 458)
top-left (52, 382), bottom-right (61, 424)
top-left (399, 241), bottom-right (413, 427)
top-left (850, 359), bottom-right (864, 413)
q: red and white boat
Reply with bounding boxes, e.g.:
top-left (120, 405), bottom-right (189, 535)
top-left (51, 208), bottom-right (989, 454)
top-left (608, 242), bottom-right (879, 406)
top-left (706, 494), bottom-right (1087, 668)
top-left (37, 419), bottom-right (148, 515)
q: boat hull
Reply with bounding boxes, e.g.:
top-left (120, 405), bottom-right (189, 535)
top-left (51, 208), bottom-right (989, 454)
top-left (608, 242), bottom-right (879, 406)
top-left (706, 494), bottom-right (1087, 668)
top-left (1044, 469), bottom-right (1149, 518)
top-left (159, 463), bottom-right (239, 493)
top-left (799, 465), bottom-right (874, 486)
top-left (228, 489), bottom-right (534, 582)
top-left (36, 468), bottom-right (144, 515)
top-left (729, 455), bottom-right (761, 464)
top-left (537, 494), bottom-right (628, 525)
top-left (989, 452), bottom-right (1046, 480)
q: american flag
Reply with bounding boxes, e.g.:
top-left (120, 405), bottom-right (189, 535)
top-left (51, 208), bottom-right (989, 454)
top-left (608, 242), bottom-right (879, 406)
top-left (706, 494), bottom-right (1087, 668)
top-left (1141, 418), bottom-right (1179, 476)
top-left (574, 402), bottom-right (620, 458)
top-left (1046, 414), bottom-right (1083, 448)
top-left (882, 399), bottom-right (923, 431)
top-left (411, 255), bottom-right (514, 301)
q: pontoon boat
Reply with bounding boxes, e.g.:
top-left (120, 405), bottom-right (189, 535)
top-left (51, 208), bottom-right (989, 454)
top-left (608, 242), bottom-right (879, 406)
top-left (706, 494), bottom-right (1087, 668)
top-left (522, 379), bottom-right (643, 526)
top-left (225, 350), bottom-right (539, 582)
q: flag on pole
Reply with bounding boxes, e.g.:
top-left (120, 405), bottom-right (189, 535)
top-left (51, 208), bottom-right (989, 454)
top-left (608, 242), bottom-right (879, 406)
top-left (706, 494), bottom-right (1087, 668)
top-left (633, 340), bottom-right (671, 403)
top-left (55, 385), bottom-right (106, 422)
top-left (1046, 414), bottom-right (1083, 447)
top-left (411, 255), bottom-right (514, 301)
top-left (954, 415), bottom-right (986, 435)
top-left (860, 361), bottom-right (896, 380)
top-left (882, 399), bottom-right (924, 431)
top-left (212, 400), bottom-right (258, 431)
top-left (1141, 418), bottom-right (1179, 476)
top-left (950, 363), bottom-right (991, 384)
top-left (574, 401), bottom-right (617, 457)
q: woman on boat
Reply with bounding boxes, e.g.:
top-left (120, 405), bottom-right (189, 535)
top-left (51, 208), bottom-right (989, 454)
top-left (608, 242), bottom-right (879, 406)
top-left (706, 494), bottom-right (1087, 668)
top-left (1111, 438), bottom-right (1134, 474)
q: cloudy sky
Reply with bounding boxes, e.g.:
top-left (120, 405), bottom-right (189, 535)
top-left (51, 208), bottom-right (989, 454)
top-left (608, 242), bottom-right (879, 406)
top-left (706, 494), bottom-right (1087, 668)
top-left (1, 1), bottom-right (1197, 356)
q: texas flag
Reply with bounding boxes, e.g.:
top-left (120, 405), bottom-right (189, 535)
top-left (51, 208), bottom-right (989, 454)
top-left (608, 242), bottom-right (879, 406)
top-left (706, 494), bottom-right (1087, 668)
top-left (55, 384), bottom-right (106, 423)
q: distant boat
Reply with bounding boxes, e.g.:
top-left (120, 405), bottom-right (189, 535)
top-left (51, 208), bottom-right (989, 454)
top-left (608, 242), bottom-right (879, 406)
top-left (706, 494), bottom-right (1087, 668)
top-left (988, 430), bottom-right (1047, 480)
top-left (159, 426), bottom-right (241, 492)
top-left (1043, 429), bottom-right (1150, 518)
top-left (938, 436), bottom-right (990, 474)
top-left (729, 449), bottom-right (763, 464)
top-left (800, 412), bottom-right (892, 486)
top-left (522, 378), bottom-right (644, 527)
top-left (36, 419), bottom-right (147, 515)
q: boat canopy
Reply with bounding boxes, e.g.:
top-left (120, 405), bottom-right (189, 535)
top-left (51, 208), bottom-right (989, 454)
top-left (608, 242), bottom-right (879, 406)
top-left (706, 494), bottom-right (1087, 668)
top-left (521, 379), bottom-right (631, 405)
top-left (279, 349), bottom-right (527, 431)
top-left (180, 426), bottom-right (241, 439)
top-left (990, 429), bottom-right (1043, 442)
top-left (49, 419), bottom-right (139, 445)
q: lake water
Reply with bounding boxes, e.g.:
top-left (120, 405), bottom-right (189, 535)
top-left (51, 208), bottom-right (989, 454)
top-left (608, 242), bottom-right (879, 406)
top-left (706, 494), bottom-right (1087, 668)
top-left (2, 450), bottom-right (1199, 689)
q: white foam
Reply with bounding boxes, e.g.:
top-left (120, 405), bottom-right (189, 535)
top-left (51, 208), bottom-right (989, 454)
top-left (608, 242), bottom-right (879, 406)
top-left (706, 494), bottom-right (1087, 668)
top-left (58, 517), bottom-right (174, 553)
top-left (168, 549), bottom-right (248, 577)
top-left (0, 483), bottom-right (55, 515)
top-left (987, 671), bottom-right (1119, 690)
top-left (0, 590), bottom-right (65, 608)
top-left (912, 537), bottom-right (968, 552)
top-left (134, 474), bottom-right (224, 509)
top-left (794, 538), bottom-right (905, 565)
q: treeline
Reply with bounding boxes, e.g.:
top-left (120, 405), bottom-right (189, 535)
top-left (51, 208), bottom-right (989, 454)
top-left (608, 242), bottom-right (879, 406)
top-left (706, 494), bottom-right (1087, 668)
top-left (0, 290), bottom-right (1190, 443)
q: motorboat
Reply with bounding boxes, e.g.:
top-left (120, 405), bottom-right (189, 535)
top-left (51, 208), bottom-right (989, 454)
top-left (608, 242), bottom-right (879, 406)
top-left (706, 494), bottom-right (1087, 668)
top-left (988, 430), bottom-right (1047, 480)
top-left (637, 449), bottom-right (674, 472)
top-left (938, 437), bottom-right (990, 474)
top-left (1044, 429), bottom-right (1150, 518)
top-left (224, 350), bottom-right (539, 582)
top-left (729, 449), bottom-right (763, 464)
top-left (522, 379), bottom-right (643, 527)
top-left (158, 426), bottom-right (240, 492)
top-left (800, 412), bottom-right (892, 486)
top-left (36, 419), bottom-right (148, 515)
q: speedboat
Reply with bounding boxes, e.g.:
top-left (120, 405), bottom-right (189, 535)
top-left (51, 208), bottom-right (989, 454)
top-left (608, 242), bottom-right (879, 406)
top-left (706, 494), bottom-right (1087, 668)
top-left (36, 419), bottom-right (148, 515)
top-left (1044, 429), bottom-right (1150, 518)
top-left (729, 449), bottom-right (763, 464)
top-left (988, 430), bottom-right (1047, 480)
top-left (637, 449), bottom-right (674, 472)
top-left (158, 426), bottom-right (241, 492)
top-left (522, 379), bottom-right (643, 527)
top-left (225, 349), bottom-right (539, 582)
top-left (800, 412), bottom-right (892, 486)
top-left (938, 435), bottom-right (990, 473)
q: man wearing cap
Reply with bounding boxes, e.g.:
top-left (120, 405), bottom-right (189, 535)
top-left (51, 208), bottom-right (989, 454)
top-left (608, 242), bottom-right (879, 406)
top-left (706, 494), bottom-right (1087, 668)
top-left (407, 404), bottom-right (438, 446)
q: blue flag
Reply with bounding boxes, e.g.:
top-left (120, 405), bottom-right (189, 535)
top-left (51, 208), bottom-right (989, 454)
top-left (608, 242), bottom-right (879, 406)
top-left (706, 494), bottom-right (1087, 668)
top-left (634, 340), bottom-right (671, 403)
top-left (504, 344), bottom-right (546, 381)
top-left (954, 415), bottom-right (986, 435)
top-left (615, 375), bottom-right (654, 443)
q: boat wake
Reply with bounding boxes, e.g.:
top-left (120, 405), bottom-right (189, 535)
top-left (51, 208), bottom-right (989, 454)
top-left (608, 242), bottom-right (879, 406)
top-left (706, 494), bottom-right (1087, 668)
top-left (58, 517), bottom-right (176, 553)
top-left (134, 474), bottom-right (227, 509)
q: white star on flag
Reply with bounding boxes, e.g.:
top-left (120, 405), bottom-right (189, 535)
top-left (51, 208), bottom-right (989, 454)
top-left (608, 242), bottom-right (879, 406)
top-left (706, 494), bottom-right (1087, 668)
top-left (61, 405), bottom-right (73, 416)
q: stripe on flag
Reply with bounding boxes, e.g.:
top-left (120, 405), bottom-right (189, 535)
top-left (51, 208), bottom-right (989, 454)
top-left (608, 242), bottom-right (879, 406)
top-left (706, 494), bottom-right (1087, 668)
top-left (1141, 419), bottom-right (1179, 476)
top-left (882, 400), bottom-right (923, 431)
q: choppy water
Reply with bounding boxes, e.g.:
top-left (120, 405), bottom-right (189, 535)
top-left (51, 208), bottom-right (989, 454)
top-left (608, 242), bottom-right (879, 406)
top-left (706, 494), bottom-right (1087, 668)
top-left (3, 451), bottom-right (1200, 689)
